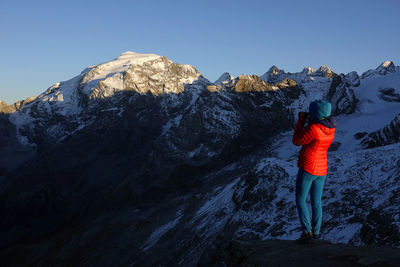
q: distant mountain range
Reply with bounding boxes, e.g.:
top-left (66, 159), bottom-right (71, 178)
top-left (1, 52), bottom-right (399, 266)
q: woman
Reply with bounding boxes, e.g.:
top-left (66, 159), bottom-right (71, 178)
top-left (292, 100), bottom-right (337, 243)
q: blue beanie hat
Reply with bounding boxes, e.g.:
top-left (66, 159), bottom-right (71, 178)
top-left (309, 100), bottom-right (331, 120)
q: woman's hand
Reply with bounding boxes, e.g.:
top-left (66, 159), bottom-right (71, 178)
top-left (298, 112), bottom-right (309, 119)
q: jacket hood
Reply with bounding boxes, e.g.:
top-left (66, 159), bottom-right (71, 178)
top-left (313, 116), bottom-right (337, 134)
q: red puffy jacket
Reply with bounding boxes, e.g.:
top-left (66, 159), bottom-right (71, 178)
top-left (292, 116), bottom-right (335, 176)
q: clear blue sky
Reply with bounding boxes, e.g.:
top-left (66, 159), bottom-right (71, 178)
top-left (1, 0), bottom-right (399, 104)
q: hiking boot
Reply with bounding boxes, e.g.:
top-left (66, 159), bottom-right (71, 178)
top-left (313, 233), bottom-right (321, 240)
top-left (296, 232), bottom-right (316, 244)
top-left (312, 234), bottom-right (332, 245)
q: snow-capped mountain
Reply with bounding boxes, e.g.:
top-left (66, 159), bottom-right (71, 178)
top-left (361, 60), bottom-right (399, 79)
top-left (0, 53), bottom-right (399, 266)
top-left (7, 52), bottom-right (207, 147)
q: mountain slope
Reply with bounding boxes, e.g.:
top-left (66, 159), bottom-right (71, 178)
top-left (0, 55), bottom-right (399, 266)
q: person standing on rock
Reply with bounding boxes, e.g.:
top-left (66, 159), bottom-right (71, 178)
top-left (292, 100), bottom-right (337, 243)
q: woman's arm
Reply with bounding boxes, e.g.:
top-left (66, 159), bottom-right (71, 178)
top-left (292, 115), bottom-right (316, 146)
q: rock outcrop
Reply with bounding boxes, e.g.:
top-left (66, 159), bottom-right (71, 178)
top-left (0, 100), bottom-right (15, 114)
top-left (377, 88), bottom-right (400, 102)
top-left (198, 238), bottom-right (400, 267)
top-left (361, 113), bottom-right (400, 148)
top-left (328, 73), bottom-right (358, 115)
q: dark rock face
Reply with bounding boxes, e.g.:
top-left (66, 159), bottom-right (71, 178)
top-left (0, 113), bottom-right (35, 177)
top-left (232, 169), bottom-right (284, 213)
top-left (355, 132), bottom-right (368, 140)
top-left (229, 166), bottom-right (293, 239)
top-left (343, 71), bottom-right (360, 87)
top-left (361, 113), bottom-right (400, 148)
top-left (357, 210), bottom-right (400, 246)
top-left (328, 141), bottom-right (341, 152)
top-left (378, 88), bottom-right (400, 102)
top-left (328, 74), bottom-right (358, 115)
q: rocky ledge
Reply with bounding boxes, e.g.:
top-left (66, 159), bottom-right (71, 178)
top-left (199, 238), bottom-right (400, 267)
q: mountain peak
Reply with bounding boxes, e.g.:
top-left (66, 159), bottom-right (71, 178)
top-left (318, 65), bottom-right (332, 72)
top-left (377, 60), bottom-right (395, 73)
top-left (214, 72), bottom-right (234, 84)
top-left (119, 51), bottom-right (139, 57)
top-left (266, 65), bottom-right (285, 75)
top-left (314, 65), bottom-right (334, 77)
top-left (302, 66), bottom-right (316, 75)
top-left (381, 60), bottom-right (394, 67)
top-left (362, 60), bottom-right (397, 79)
top-left (120, 51), bottom-right (138, 55)
top-left (77, 52), bottom-right (202, 97)
top-left (81, 51), bottom-right (163, 88)
top-left (260, 65), bottom-right (286, 83)
top-left (116, 51), bottom-right (160, 61)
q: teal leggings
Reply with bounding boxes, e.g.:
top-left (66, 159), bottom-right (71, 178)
top-left (295, 169), bottom-right (326, 235)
